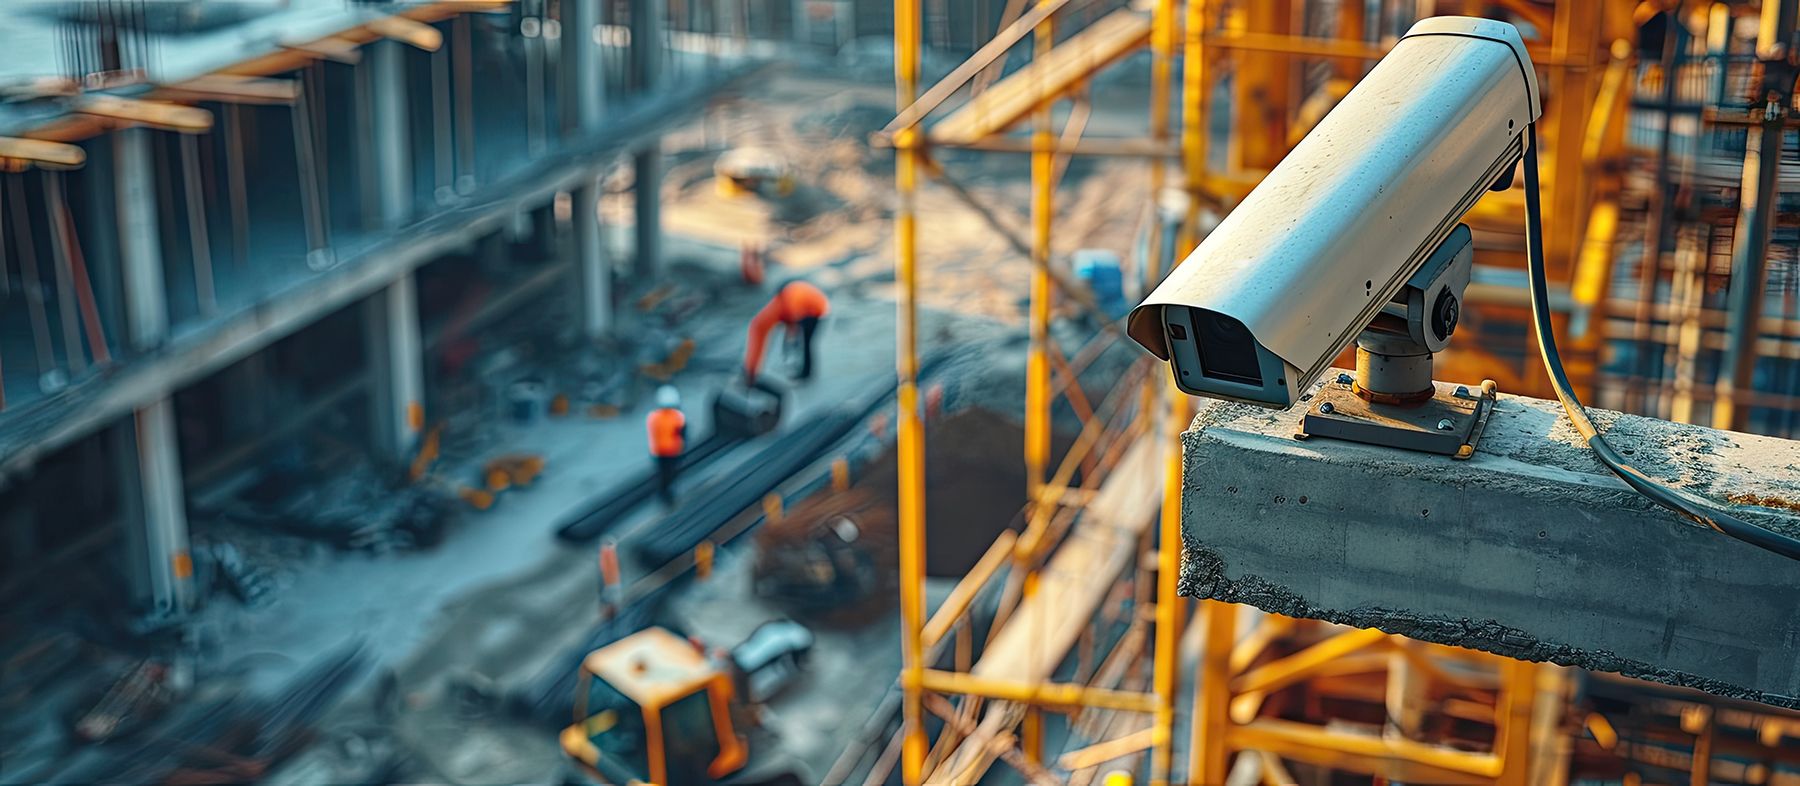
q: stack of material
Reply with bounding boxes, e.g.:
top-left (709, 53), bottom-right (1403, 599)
top-left (633, 405), bottom-right (868, 567)
top-left (55, 641), bottom-right (370, 785)
top-left (555, 432), bottom-right (741, 542)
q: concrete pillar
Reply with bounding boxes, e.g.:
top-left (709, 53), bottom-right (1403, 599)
top-left (564, 0), bottom-right (604, 136)
top-left (134, 399), bottom-right (193, 617)
top-left (115, 126), bottom-right (192, 618)
top-left (1178, 377), bottom-right (1800, 709)
top-left (363, 274), bottom-right (426, 462)
top-left (834, 0), bottom-right (855, 48)
top-left (574, 177), bottom-right (612, 340)
top-left (114, 127), bottom-right (166, 352)
top-left (792, 0), bottom-right (810, 45)
top-left (630, 0), bottom-right (664, 92)
top-left (633, 146), bottom-right (662, 280)
top-left (371, 40), bottom-right (413, 229)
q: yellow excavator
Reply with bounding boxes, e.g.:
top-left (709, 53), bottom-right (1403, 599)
top-left (559, 625), bottom-right (811, 786)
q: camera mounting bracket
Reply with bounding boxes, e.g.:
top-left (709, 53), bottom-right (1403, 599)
top-left (1296, 374), bottom-right (1498, 459)
top-left (1292, 224), bottom-right (1497, 457)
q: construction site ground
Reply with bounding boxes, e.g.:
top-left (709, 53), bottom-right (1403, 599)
top-left (0, 67), bottom-right (1158, 785)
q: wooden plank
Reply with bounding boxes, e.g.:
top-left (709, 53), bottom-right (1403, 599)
top-left (74, 95), bottom-right (213, 133)
top-left (971, 437), bottom-right (1161, 682)
top-left (928, 10), bottom-right (1152, 146)
top-left (280, 36), bottom-right (365, 64)
top-left (1057, 727), bottom-right (1157, 770)
top-left (929, 438), bottom-right (1162, 784)
top-left (875, 0), bottom-right (1093, 144)
top-left (162, 75), bottom-right (301, 105)
top-left (0, 138), bottom-right (86, 168)
top-left (367, 15), bottom-right (444, 51)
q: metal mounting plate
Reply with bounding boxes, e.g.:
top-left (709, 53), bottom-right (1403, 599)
top-left (1298, 377), bottom-right (1498, 458)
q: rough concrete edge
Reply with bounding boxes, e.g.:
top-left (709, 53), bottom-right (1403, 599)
top-left (1177, 545), bottom-right (1800, 711)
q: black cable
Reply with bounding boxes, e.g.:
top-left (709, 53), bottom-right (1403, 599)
top-left (1521, 124), bottom-right (1800, 562)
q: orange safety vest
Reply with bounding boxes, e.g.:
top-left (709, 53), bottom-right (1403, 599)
top-left (744, 282), bottom-right (832, 380)
top-left (646, 408), bottom-right (686, 457)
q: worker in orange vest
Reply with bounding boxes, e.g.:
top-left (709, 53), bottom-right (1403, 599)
top-left (646, 386), bottom-right (686, 506)
top-left (744, 281), bottom-right (831, 384)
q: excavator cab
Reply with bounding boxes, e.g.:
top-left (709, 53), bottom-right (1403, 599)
top-left (560, 627), bottom-right (749, 785)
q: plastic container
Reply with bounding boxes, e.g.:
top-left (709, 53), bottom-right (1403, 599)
top-left (1073, 248), bottom-right (1127, 318)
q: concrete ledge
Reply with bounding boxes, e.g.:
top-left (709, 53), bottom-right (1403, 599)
top-left (1177, 371), bottom-right (1800, 708)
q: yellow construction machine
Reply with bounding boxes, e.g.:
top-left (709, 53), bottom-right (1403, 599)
top-left (558, 626), bottom-right (810, 786)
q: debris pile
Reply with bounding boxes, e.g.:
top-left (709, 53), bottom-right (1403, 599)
top-left (53, 641), bottom-right (371, 785)
top-left (217, 458), bottom-right (454, 553)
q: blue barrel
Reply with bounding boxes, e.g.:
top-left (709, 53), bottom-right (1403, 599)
top-left (1074, 249), bottom-right (1126, 318)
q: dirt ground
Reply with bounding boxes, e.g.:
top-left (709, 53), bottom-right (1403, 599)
top-left (617, 73), bottom-right (1157, 325)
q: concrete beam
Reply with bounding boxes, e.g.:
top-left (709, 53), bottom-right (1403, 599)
top-left (371, 39), bottom-right (413, 229)
top-left (363, 273), bottom-right (426, 462)
top-left (574, 176), bottom-right (611, 340)
top-left (0, 65), bottom-right (764, 491)
top-left (1178, 374), bottom-right (1800, 708)
top-left (633, 146), bottom-right (661, 280)
top-left (134, 397), bottom-right (193, 617)
top-left (114, 127), bottom-right (167, 351)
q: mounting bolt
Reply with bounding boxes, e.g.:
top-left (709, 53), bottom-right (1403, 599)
top-left (1454, 385), bottom-right (1470, 397)
top-left (1336, 373), bottom-right (1353, 385)
top-left (1436, 418), bottom-right (1455, 431)
top-left (1319, 402), bottom-right (1335, 415)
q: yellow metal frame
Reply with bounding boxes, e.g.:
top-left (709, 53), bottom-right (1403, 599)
top-left (888, 1), bottom-right (1630, 784)
top-left (892, 1), bottom-right (1184, 783)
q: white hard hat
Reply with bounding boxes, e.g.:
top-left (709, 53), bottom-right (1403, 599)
top-left (655, 385), bottom-right (681, 409)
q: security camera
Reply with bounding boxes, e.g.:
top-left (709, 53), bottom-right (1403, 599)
top-left (1127, 16), bottom-right (1540, 409)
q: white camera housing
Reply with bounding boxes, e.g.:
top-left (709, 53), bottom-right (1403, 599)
top-left (1127, 16), bottom-right (1541, 408)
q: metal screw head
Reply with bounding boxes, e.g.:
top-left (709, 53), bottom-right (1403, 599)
top-left (1436, 418), bottom-right (1455, 431)
top-left (1336, 373), bottom-right (1353, 385)
top-left (1319, 402), bottom-right (1335, 414)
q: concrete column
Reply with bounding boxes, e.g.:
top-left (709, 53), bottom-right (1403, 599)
top-left (114, 127), bottom-right (166, 352)
top-left (363, 274), bottom-right (426, 461)
top-left (792, 0), bottom-right (810, 45)
top-left (371, 40), bottom-right (413, 229)
top-left (834, 0), bottom-right (854, 48)
top-left (630, 0), bottom-right (664, 92)
top-left (633, 146), bottom-right (662, 280)
top-left (134, 399), bottom-right (193, 617)
top-left (564, 0), bottom-right (604, 136)
top-left (574, 177), bottom-right (612, 340)
top-left (115, 127), bottom-right (192, 618)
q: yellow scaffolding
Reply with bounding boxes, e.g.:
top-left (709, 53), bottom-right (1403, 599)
top-left (886, 1), bottom-right (1632, 784)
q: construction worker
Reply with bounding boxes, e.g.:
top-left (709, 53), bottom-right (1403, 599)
top-left (646, 386), bottom-right (686, 506)
top-left (744, 280), bottom-right (830, 384)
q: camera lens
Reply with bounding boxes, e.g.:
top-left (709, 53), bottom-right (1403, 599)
top-left (1194, 309), bottom-right (1262, 386)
